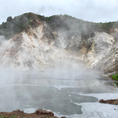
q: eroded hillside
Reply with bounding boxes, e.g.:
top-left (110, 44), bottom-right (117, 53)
top-left (0, 12), bottom-right (117, 76)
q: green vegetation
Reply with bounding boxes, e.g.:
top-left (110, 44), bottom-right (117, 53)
top-left (0, 115), bottom-right (16, 118)
top-left (95, 22), bottom-right (115, 33)
top-left (112, 74), bottom-right (118, 81)
top-left (0, 12), bottom-right (117, 39)
top-left (112, 73), bottom-right (118, 87)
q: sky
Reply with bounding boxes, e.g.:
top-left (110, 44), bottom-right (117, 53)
top-left (0, 0), bottom-right (118, 23)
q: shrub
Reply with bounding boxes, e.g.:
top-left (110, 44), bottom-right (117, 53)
top-left (112, 74), bottom-right (118, 87)
top-left (7, 16), bottom-right (12, 22)
top-left (112, 74), bottom-right (118, 81)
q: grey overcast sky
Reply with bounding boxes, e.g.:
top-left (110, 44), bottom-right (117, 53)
top-left (0, 0), bottom-right (118, 23)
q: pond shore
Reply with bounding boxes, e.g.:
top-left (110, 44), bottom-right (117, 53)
top-left (0, 109), bottom-right (63, 118)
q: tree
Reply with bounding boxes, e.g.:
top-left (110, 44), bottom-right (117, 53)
top-left (7, 16), bottom-right (12, 22)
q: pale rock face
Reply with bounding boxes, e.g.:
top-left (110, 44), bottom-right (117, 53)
top-left (0, 14), bottom-right (117, 76)
top-left (87, 32), bottom-right (114, 67)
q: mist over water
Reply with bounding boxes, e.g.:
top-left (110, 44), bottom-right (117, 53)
top-left (0, 61), bottom-right (116, 116)
top-left (0, 62), bottom-right (111, 90)
top-left (0, 0), bottom-right (117, 117)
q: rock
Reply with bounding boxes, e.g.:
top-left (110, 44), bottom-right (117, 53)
top-left (35, 109), bottom-right (54, 116)
top-left (61, 117), bottom-right (66, 118)
top-left (99, 99), bottom-right (118, 105)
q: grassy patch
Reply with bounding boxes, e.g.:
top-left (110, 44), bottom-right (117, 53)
top-left (112, 74), bottom-right (118, 87)
top-left (0, 115), bottom-right (17, 118)
top-left (112, 74), bottom-right (118, 81)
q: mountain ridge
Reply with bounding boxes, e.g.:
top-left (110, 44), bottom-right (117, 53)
top-left (0, 12), bottom-right (117, 39)
top-left (0, 12), bottom-right (117, 77)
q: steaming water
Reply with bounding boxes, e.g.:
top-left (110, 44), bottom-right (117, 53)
top-left (0, 64), bottom-right (117, 117)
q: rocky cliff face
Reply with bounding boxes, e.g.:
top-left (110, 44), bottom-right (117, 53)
top-left (0, 12), bottom-right (117, 76)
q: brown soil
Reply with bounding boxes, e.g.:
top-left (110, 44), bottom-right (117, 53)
top-left (0, 109), bottom-right (63, 118)
top-left (99, 99), bottom-right (118, 105)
